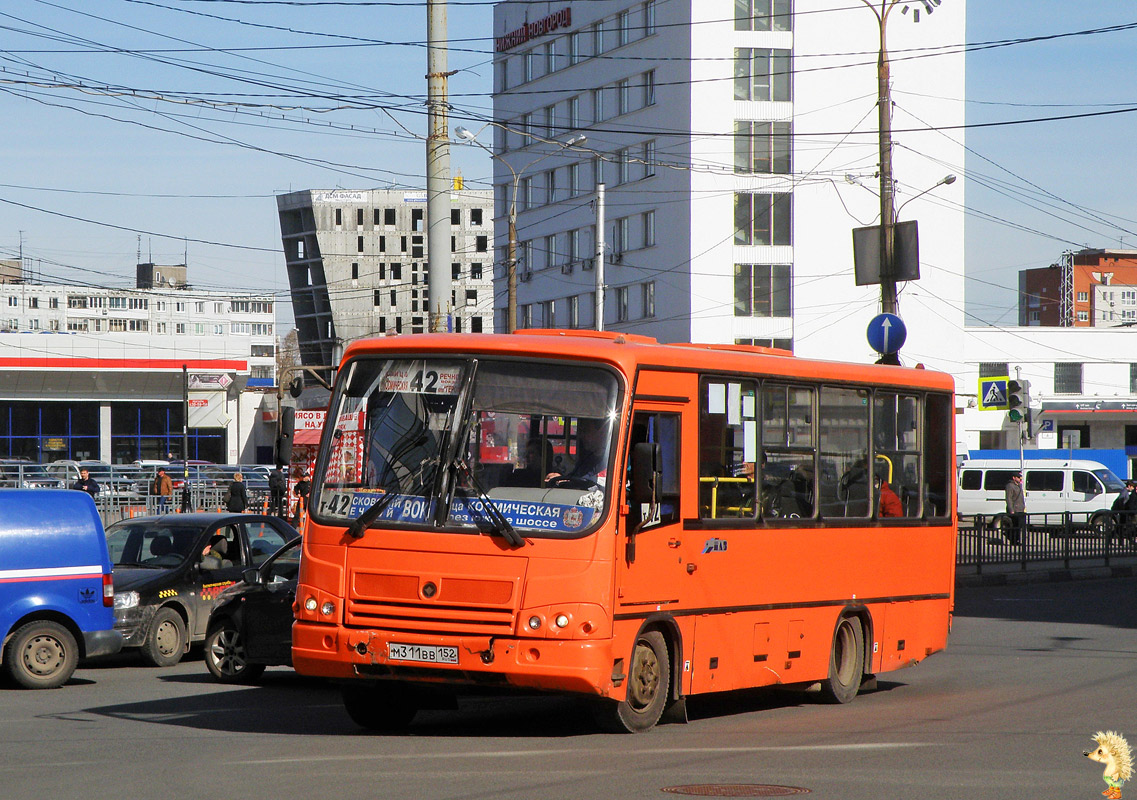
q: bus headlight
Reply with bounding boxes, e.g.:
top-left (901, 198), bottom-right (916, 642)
top-left (321, 601), bottom-right (335, 617)
top-left (305, 597), bottom-right (318, 612)
top-left (554, 614), bottom-right (570, 629)
top-left (527, 615), bottom-right (542, 630)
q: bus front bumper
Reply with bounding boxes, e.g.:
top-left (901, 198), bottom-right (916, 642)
top-left (293, 621), bottom-right (617, 697)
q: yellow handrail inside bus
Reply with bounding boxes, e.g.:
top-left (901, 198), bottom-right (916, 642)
top-left (698, 475), bottom-right (754, 518)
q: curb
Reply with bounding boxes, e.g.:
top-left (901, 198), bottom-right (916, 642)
top-left (957, 563), bottom-right (1137, 587)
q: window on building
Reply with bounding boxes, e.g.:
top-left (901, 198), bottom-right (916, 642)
top-left (618, 10), bottom-right (631, 46)
top-left (392, 263), bottom-right (402, 280)
top-left (1054, 362), bottom-right (1083, 394)
top-left (471, 208), bottom-right (483, 226)
top-left (7, 297), bottom-right (16, 307)
top-left (644, 0), bottom-right (657, 35)
top-left (570, 31), bottom-right (582, 65)
top-left (374, 208), bottom-right (381, 226)
top-left (734, 48), bottom-right (792, 102)
top-left (357, 236), bottom-right (364, 253)
top-left (385, 208), bottom-right (396, 225)
top-left (735, 121), bottom-right (792, 174)
top-left (352, 262), bottom-right (359, 280)
top-left (471, 316), bottom-right (483, 333)
top-left (27, 297), bottom-right (38, 309)
top-left (735, 263), bottom-right (792, 317)
top-left (735, 0), bottom-right (793, 32)
top-left (643, 210), bottom-right (656, 248)
top-left (466, 289), bottom-right (478, 306)
top-left (734, 193), bottom-right (792, 245)
top-left (1077, 291), bottom-right (1089, 302)
top-left (520, 304), bottom-right (533, 329)
top-left (979, 362), bottom-right (1009, 378)
top-left (642, 281), bottom-right (655, 318)
top-left (176, 323), bottom-right (185, 334)
top-left (617, 78), bottom-right (631, 115)
top-left (476, 235), bottom-right (488, 252)
top-left (644, 70), bottom-right (656, 107)
top-left (546, 168), bottom-right (558, 203)
top-left (616, 286), bottom-right (629, 322)
top-left (643, 139), bottom-right (656, 177)
top-left (335, 208), bottom-right (342, 226)
top-left (568, 95), bottom-right (581, 129)
top-left (374, 290), bottom-right (383, 307)
top-left (357, 208), bottom-right (364, 227)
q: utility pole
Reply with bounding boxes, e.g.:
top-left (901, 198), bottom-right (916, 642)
top-left (876, 6), bottom-right (897, 316)
top-left (426, 0), bottom-right (452, 333)
top-left (595, 183), bottom-right (606, 331)
top-left (181, 364), bottom-right (190, 512)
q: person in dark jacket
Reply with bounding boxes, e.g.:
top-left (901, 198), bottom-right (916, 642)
top-left (293, 468), bottom-right (311, 526)
top-left (268, 468), bottom-right (286, 517)
top-left (72, 468), bottom-right (100, 498)
top-left (225, 472), bottom-right (249, 513)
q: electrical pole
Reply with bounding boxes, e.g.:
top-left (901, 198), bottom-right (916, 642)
top-left (595, 183), bottom-right (606, 331)
top-left (876, 7), bottom-right (897, 317)
top-left (181, 364), bottom-right (190, 512)
top-left (426, 0), bottom-right (452, 333)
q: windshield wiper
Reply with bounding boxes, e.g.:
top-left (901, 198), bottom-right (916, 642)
top-left (433, 360), bottom-right (479, 526)
top-left (346, 490), bottom-right (401, 539)
top-left (455, 457), bottom-right (524, 548)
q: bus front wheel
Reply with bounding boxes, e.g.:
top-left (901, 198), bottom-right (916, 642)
top-left (594, 630), bottom-right (670, 733)
top-left (819, 616), bottom-right (864, 704)
top-left (342, 682), bottom-right (418, 733)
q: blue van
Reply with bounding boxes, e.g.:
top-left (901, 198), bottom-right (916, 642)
top-left (0, 490), bottom-right (122, 688)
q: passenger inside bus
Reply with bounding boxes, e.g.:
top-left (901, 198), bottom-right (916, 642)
top-left (500, 437), bottom-right (553, 488)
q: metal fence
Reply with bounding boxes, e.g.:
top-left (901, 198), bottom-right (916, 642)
top-left (957, 511), bottom-right (1137, 574)
top-left (91, 488), bottom-right (286, 526)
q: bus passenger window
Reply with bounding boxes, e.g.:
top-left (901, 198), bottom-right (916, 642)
top-left (922, 393), bottom-right (952, 517)
top-left (873, 392), bottom-right (921, 517)
top-left (760, 384), bottom-right (816, 520)
top-left (818, 387), bottom-right (871, 518)
top-left (699, 379), bottom-right (758, 519)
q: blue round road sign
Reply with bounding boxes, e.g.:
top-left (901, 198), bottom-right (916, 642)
top-left (866, 313), bottom-right (907, 355)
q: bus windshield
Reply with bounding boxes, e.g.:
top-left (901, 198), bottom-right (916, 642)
top-left (312, 356), bottom-right (621, 538)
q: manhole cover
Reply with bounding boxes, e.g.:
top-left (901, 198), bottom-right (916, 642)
top-left (661, 786), bottom-right (810, 797)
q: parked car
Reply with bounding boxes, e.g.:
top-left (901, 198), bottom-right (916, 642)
top-left (0, 490), bottom-right (122, 688)
top-left (0, 460), bottom-right (65, 489)
top-left (204, 537), bottom-right (301, 683)
top-left (46, 462), bottom-right (141, 497)
top-left (106, 513), bottom-right (299, 666)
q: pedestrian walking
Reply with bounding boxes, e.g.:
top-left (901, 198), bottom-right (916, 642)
top-left (1004, 471), bottom-right (1025, 544)
top-left (224, 472), bottom-right (249, 513)
top-left (293, 467), bottom-right (310, 527)
top-left (268, 467), bottom-right (286, 518)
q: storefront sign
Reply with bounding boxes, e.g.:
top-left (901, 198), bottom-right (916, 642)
top-left (188, 372), bottom-right (232, 391)
top-left (312, 190), bottom-right (367, 203)
top-left (495, 8), bottom-right (571, 52)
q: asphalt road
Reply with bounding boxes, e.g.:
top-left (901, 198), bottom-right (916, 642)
top-left (3, 578), bottom-right (1136, 799)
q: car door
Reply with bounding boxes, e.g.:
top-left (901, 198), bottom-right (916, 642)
top-left (242, 538), bottom-right (302, 663)
top-left (193, 523), bottom-right (249, 639)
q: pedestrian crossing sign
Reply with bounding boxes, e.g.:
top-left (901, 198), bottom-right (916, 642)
top-left (978, 377), bottom-right (1010, 410)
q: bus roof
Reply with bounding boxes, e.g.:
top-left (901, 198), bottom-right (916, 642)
top-left (339, 331), bottom-right (955, 393)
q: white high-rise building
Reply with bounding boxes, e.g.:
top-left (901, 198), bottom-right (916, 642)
top-left (491, 0), bottom-right (966, 367)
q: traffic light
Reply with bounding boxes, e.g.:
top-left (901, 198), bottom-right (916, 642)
top-left (1007, 379), bottom-right (1030, 423)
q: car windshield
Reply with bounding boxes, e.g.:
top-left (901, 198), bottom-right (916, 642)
top-left (1095, 468), bottom-right (1126, 493)
top-left (106, 522), bottom-right (205, 567)
top-left (312, 357), bottom-right (621, 538)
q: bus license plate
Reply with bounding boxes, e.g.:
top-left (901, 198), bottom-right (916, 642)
top-left (387, 643), bottom-right (459, 665)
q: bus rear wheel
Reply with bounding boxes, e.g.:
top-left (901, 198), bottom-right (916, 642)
top-left (819, 616), bottom-right (864, 704)
top-left (342, 682), bottom-right (418, 733)
top-left (594, 630), bottom-right (670, 733)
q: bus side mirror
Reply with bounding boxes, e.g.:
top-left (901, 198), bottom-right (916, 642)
top-left (631, 442), bottom-right (662, 506)
top-left (276, 406), bottom-right (295, 466)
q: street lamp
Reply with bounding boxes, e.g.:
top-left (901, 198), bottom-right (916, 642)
top-left (455, 125), bottom-right (587, 333)
top-left (895, 173), bottom-right (956, 219)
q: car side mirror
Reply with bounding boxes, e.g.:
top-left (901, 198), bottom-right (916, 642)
top-left (242, 567), bottom-right (264, 587)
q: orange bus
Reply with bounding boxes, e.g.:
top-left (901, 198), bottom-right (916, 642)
top-left (292, 331), bottom-right (956, 732)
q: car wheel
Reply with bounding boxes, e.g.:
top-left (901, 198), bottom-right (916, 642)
top-left (4, 621), bottom-right (79, 689)
top-left (204, 622), bottom-right (266, 684)
top-left (140, 607), bottom-right (186, 667)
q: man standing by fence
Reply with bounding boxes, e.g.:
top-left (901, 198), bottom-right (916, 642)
top-left (151, 467), bottom-right (172, 513)
top-left (1005, 471), bottom-right (1025, 545)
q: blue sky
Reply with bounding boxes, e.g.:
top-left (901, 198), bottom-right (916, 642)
top-left (1, 1), bottom-right (1135, 330)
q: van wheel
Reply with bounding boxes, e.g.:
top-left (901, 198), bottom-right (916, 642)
top-left (592, 630), bottom-right (670, 733)
top-left (141, 607), bottom-right (186, 667)
top-left (4, 621), bottom-right (79, 689)
top-left (819, 616), bottom-right (864, 704)
top-left (1090, 512), bottom-right (1113, 540)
